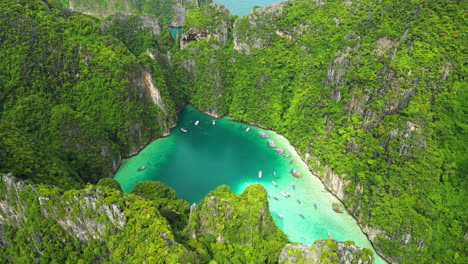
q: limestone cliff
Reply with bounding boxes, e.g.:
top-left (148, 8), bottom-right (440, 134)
top-left (185, 184), bottom-right (286, 244)
top-left (279, 240), bottom-right (374, 264)
top-left (0, 174), bottom-right (126, 243)
top-left (175, 0), bottom-right (465, 263)
top-left (65, 0), bottom-right (203, 27)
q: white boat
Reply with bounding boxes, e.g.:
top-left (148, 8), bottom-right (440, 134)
top-left (212, 120), bottom-right (216, 125)
top-left (286, 191), bottom-right (291, 197)
top-left (246, 127), bottom-right (250, 132)
top-left (194, 120), bottom-right (199, 126)
top-left (272, 180), bottom-right (278, 187)
top-left (273, 171), bottom-right (278, 178)
top-left (280, 191), bottom-right (288, 198)
top-left (277, 214), bottom-right (284, 219)
top-left (258, 170), bottom-right (262, 178)
top-left (181, 128), bottom-right (187, 132)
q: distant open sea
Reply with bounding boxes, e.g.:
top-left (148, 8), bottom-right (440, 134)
top-left (214, 0), bottom-right (285, 16)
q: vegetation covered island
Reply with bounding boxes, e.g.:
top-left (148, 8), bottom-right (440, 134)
top-left (0, 0), bottom-right (466, 263)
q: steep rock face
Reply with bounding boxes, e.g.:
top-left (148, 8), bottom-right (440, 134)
top-left (177, 4), bottom-right (233, 116)
top-left (0, 174), bottom-right (126, 243)
top-left (279, 240), bottom-right (374, 264)
top-left (180, 28), bottom-right (210, 48)
top-left (185, 184), bottom-right (287, 244)
top-left (233, 3), bottom-right (285, 54)
top-left (67, 0), bottom-right (139, 18)
top-left (101, 11), bottom-right (162, 36)
top-left (170, 0), bottom-right (200, 27)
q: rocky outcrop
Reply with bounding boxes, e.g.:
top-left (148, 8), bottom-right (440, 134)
top-left (233, 3), bottom-right (285, 54)
top-left (170, 0), bottom-right (200, 27)
top-left (101, 11), bottom-right (162, 36)
top-left (279, 240), bottom-right (374, 264)
top-left (0, 174), bottom-right (126, 243)
top-left (180, 4), bottom-right (232, 49)
top-left (185, 184), bottom-right (287, 245)
top-left (180, 28), bottom-right (210, 48)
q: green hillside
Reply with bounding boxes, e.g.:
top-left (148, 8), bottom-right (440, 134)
top-left (0, 0), bottom-right (466, 263)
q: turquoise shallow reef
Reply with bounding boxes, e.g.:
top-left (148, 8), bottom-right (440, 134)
top-left (114, 106), bottom-right (386, 263)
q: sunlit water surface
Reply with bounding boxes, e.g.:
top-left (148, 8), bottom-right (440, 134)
top-left (114, 106), bottom-right (386, 263)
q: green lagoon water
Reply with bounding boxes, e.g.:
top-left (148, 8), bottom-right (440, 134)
top-left (114, 106), bottom-right (386, 263)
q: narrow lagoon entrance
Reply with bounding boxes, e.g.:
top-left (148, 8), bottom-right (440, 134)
top-left (114, 106), bottom-right (386, 264)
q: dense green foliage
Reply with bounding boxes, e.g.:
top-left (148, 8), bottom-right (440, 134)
top-left (0, 0), bottom-right (176, 187)
top-left (131, 181), bottom-right (190, 235)
top-left (0, 0), bottom-right (466, 263)
top-left (280, 240), bottom-right (374, 264)
top-left (0, 175), bottom-right (296, 263)
top-left (176, 0), bottom-right (467, 263)
top-left (184, 184), bottom-right (288, 263)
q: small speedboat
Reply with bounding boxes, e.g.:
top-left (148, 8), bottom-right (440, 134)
top-left (246, 127), bottom-right (250, 132)
top-left (283, 154), bottom-right (291, 157)
top-left (314, 203), bottom-right (318, 209)
top-left (277, 214), bottom-right (284, 219)
top-left (273, 196), bottom-right (279, 200)
top-left (194, 120), bottom-right (199, 126)
top-left (212, 120), bottom-right (216, 125)
top-left (274, 148), bottom-right (285, 154)
top-left (258, 170), bottom-right (262, 178)
top-left (267, 140), bottom-right (276, 148)
top-left (280, 191), bottom-right (288, 198)
top-left (257, 131), bottom-right (269, 138)
top-left (137, 166), bottom-right (146, 171)
top-left (181, 128), bottom-right (187, 132)
top-left (289, 168), bottom-right (302, 178)
top-left (272, 180), bottom-right (278, 187)
top-left (291, 182), bottom-right (296, 189)
top-left (298, 213), bottom-right (305, 219)
top-left (295, 198), bottom-right (301, 204)
top-left (273, 171), bottom-right (278, 178)
top-left (286, 191), bottom-right (291, 198)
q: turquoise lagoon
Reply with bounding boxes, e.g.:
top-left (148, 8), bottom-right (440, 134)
top-left (214, 0), bottom-right (285, 17)
top-left (114, 106), bottom-right (386, 263)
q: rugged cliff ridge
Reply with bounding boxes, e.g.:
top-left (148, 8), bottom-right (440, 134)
top-left (63, 0), bottom-right (204, 27)
top-left (175, 0), bottom-right (466, 263)
top-left (279, 240), bottom-right (374, 264)
top-left (0, 0), bottom-right (177, 186)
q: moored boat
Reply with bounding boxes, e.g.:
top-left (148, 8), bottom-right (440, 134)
top-left (273, 171), bottom-right (278, 178)
top-left (137, 166), bottom-right (146, 171)
top-left (246, 127), bottom-right (250, 132)
top-left (280, 191), bottom-right (288, 198)
top-left (181, 128), bottom-right (188, 132)
top-left (298, 213), bottom-right (305, 219)
top-left (273, 196), bottom-right (279, 200)
top-left (277, 214), bottom-right (284, 219)
top-left (194, 120), bottom-right (199, 126)
top-left (289, 168), bottom-right (302, 178)
top-left (272, 180), bottom-right (278, 187)
top-left (291, 182), bottom-right (296, 189)
top-left (257, 131), bottom-right (269, 138)
top-left (258, 170), bottom-right (262, 178)
top-left (267, 140), bottom-right (276, 148)
top-left (274, 148), bottom-right (284, 154)
top-left (295, 197), bottom-right (301, 204)
top-left (283, 154), bottom-right (291, 157)
top-left (212, 120), bottom-right (216, 125)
